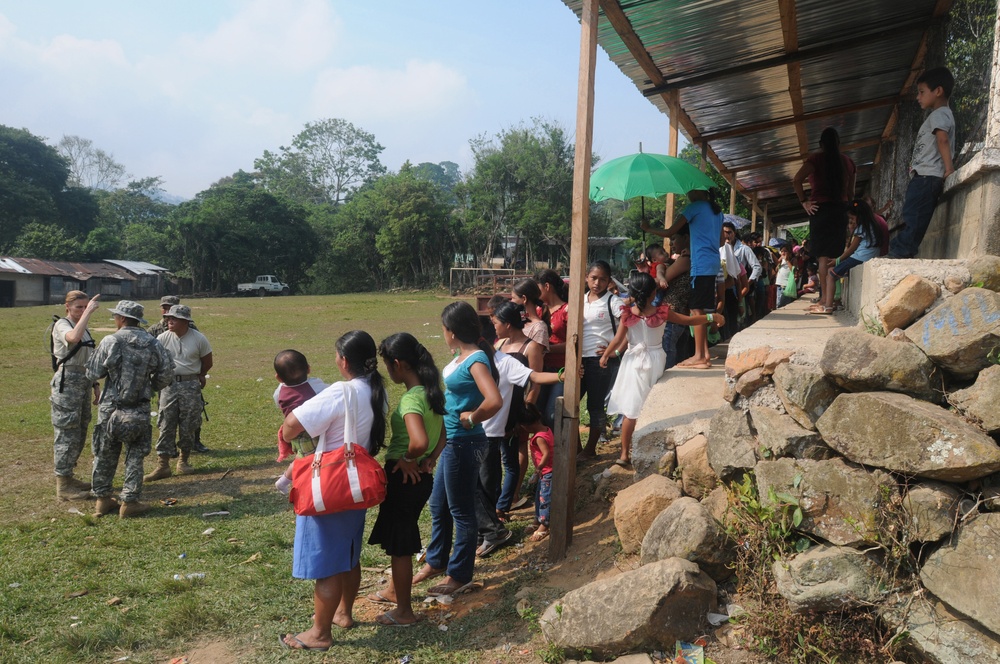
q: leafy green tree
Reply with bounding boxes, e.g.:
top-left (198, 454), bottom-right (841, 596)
top-left (253, 118), bottom-right (386, 206)
top-left (0, 125), bottom-right (75, 251)
top-left (946, 0), bottom-right (997, 152)
top-left (9, 222), bottom-right (82, 260)
top-left (81, 227), bottom-right (122, 260)
top-left (56, 135), bottom-right (129, 190)
top-left (170, 179), bottom-right (317, 293)
top-left (460, 119), bottom-right (578, 267)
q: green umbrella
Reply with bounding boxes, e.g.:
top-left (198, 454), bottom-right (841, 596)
top-left (590, 152), bottom-right (716, 250)
top-left (590, 152), bottom-right (716, 202)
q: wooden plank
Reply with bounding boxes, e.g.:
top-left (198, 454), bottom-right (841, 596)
top-left (777, 0), bottom-right (808, 157)
top-left (550, 0), bottom-right (598, 561)
top-left (729, 176), bottom-right (737, 215)
top-left (664, 90), bottom-right (679, 232)
top-left (700, 95), bottom-right (900, 143)
top-left (751, 192), bottom-right (758, 232)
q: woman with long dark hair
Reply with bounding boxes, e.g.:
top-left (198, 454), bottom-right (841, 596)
top-left (413, 302), bottom-right (502, 597)
top-left (812, 199), bottom-right (881, 315)
top-left (279, 331), bottom-right (387, 651)
top-left (793, 127), bottom-right (857, 312)
top-left (365, 332), bottom-right (445, 626)
top-left (535, 269), bottom-right (569, 428)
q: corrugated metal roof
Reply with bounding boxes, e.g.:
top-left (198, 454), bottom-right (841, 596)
top-left (0, 258), bottom-right (31, 274)
top-left (559, 0), bottom-right (950, 225)
top-left (0, 257), bottom-right (135, 281)
top-left (103, 259), bottom-right (170, 275)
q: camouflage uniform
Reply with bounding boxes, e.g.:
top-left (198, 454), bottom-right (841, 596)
top-left (155, 380), bottom-right (203, 456)
top-left (87, 326), bottom-right (173, 502)
top-left (50, 318), bottom-right (95, 478)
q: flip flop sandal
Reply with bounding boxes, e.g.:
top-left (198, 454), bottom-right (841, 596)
top-left (426, 580), bottom-right (476, 597)
top-left (279, 633), bottom-right (330, 652)
top-left (375, 612), bottom-right (416, 627)
top-left (528, 530), bottom-right (550, 542)
top-left (412, 566), bottom-right (445, 585)
top-left (366, 590), bottom-right (396, 605)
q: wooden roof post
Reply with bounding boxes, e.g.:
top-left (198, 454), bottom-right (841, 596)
top-left (550, 0), bottom-right (598, 561)
top-left (751, 192), bottom-right (758, 232)
top-left (664, 90), bottom-right (680, 234)
top-left (764, 203), bottom-right (771, 243)
top-left (729, 175), bottom-right (737, 214)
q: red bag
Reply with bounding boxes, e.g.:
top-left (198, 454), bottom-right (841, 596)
top-left (289, 383), bottom-right (386, 516)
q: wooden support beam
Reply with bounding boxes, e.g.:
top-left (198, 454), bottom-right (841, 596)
top-left (729, 176), bottom-right (737, 215)
top-left (701, 96), bottom-right (899, 143)
top-left (664, 91), bottom-right (679, 231)
top-left (751, 193), bottom-right (758, 232)
top-left (550, 0), bottom-right (599, 561)
top-left (777, 0), bottom-right (809, 158)
top-left (642, 17), bottom-right (935, 96)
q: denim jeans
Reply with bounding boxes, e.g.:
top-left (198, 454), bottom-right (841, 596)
top-left (535, 472), bottom-right (553, 526)
top-left (475, 437), bottom-right (509, 541)
top-left (661, 322), bottom-right (683, 370)
top-left (497, 432), bottom-right (521, 512)
top-left (889, 175), bottom-right (944, 258)
top-left (426, 435), bottom-right (488, 583)
top-left (540, 381), bottom-right (565, 429)
top-left (581, 357), bottom-right (618, 432)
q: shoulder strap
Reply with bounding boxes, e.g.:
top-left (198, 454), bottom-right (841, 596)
top-left (606, 295), bottom-right (618, 335)
top-left (341, 381), bottom-right (358, 453)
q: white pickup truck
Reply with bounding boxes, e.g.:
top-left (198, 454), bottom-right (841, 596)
top-left (237, 275), bottom-right (290, 296)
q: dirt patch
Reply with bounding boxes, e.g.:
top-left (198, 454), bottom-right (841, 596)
top-left (170, 639), bottom-right (238, 663)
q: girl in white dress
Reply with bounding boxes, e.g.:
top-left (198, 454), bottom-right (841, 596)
top-left (600, 273), bottom-right (725, 465)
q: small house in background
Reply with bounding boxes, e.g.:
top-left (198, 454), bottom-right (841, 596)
top-left (586, 237), bottom-right (632, 273)
top-left (103, 260), bottom-right (171, 300)
top-left (0, 257), bottom-right (142, 307)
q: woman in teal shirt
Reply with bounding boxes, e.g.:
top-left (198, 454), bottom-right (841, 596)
top-left (413, 302), bottom-right (502, 597)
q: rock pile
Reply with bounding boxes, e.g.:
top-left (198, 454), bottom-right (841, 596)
top-left (541, 272), bottom-right (1000, 662)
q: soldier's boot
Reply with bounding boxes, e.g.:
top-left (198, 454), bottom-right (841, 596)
top-left (119, 501), bottom-right (152, 518)
top-left (56, 475), bottom-right (91, 501)
top-left (176, 450), bottom-right (193, 475)
top-left (65, 474), bottom-right (92, 491)
top-left (144, 455), bottom-right (173, 482)
top-left (93, 496), bottom-right (121, 516)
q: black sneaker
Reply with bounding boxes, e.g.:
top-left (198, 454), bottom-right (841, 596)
top-left (476, 530), bottom-right (513, 557)
top-left (192, 441), bottom-right (211, 453)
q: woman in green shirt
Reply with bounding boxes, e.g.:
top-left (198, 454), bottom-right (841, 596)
top-left (366, 332), bottom-right (446, 626)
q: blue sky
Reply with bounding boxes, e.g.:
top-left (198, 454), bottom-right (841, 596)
top-left (1, 1), bottom-right (674, 199)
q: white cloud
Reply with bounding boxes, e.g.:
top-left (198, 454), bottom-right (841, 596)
top-left (308, 59), bottom-right (472, 122)
top-left (178, 0), bottom-right (339, 73)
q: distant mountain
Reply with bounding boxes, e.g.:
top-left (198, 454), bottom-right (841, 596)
top-left (153, 191), bottom-right (188, 205)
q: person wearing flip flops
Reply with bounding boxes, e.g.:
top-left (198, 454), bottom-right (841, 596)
top-left (364, 332), bottom-right (446, 627)
top-left (413, 302), bottom-right (502, 599)
top-left (517, 403), bottom-right (554, 542)
top-left (809, 199), bottom-right (881, 315)
top-left (279, 331), bottom-right (388, 651)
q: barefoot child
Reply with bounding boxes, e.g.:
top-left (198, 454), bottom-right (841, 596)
top-left (518, 403), bottom-right (553, 542)
top-left (272, 350), bottom-right (327, 494)
top-left (601, 273), bottom-right (724, 465)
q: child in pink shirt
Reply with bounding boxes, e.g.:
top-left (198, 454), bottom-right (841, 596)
top-left (518, 403), bottom-right (553, 542)
top-left (272, 349), bottom-right (327, 493)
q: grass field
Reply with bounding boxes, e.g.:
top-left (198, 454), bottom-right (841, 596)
top-left (0, 292), bottom-right (562, 664)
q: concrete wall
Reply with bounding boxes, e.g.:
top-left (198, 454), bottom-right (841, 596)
top-left (919, 149), bottom-right (1000, 258)
top-left (6, 274), bottom-right (47, 307)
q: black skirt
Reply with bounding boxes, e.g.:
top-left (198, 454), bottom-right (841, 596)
top-left (367, 459), bottom-right (434, 557)
top-left (808, 202), bottom-right (848, 259)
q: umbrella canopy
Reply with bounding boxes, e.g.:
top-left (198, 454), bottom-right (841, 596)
top-left (590, 153), bottom-right (717, 202)
top-left (723, 213), bottom-right (752, 230)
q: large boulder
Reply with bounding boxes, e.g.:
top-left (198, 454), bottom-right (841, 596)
top-left (921, 513), bottom-right (1000, 637)
top-left (675, 434), bottom-right (718, 499)
top-left (750, 405), bottom-right (833, 460)
top-left (949, 364), bottom-right (1000, 434)
top-left (613, 474), bottom-right (683, 554)
top-left (540, 557), bottom-right (717, 660)
top-left (817, 392), bottom-right (1000, 482)
top-left (640, 497), bottom-right (733, 581)
top-left (755, 457), bottom-right (896, 547)
top-left (772, 545), bottom-right (885, 612)
top-left (772, 363), bottom-right (840, 430)
top-left (903, 482), bottom-right (962, 542)
top-left (881, 594), bottom-right (1000, 664)
top-left (725, 346), bottom-right (771, 379)
top-left (706, 405), bottom-right (758, 480)
top-left (820, 328), bottom-right (939, 401)
top-left (878, 274), bottom-right (941, 333)
top-left (735, 367), bottom-right (770, 397)
top-left (968, 254), bottom-right (1000, 292)
top-left (700, 486), bottom-right (732, 527)
top-left (906, 287), bottom-right (1000, 379)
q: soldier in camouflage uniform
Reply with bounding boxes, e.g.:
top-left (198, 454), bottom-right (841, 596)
top-left (146, 304), bottom-right (213, 481)
top-left (87, 301), bottom-right (173, 518)
top-left (146, 295), bottom-right (180, 338)
top-left (51, 290), bottom-right (102, 500)
top-left (146, 296), bottom-right (210, 453)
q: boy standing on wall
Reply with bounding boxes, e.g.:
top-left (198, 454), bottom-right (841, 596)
top-left (888, 67), bottom-right (956, 259)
